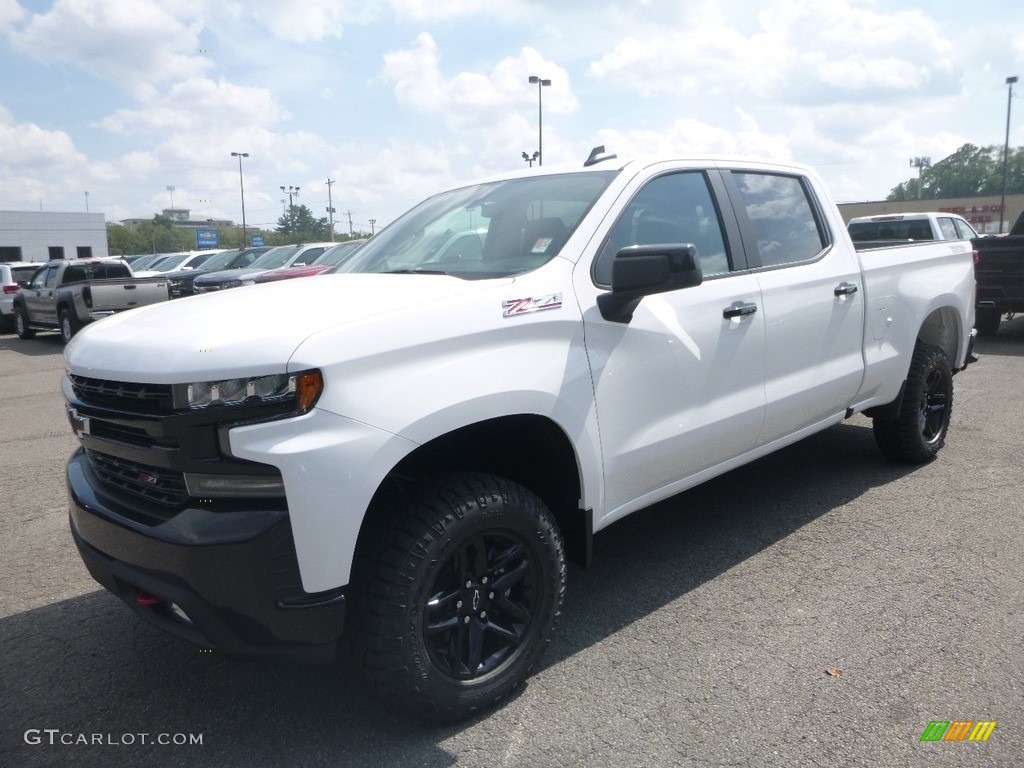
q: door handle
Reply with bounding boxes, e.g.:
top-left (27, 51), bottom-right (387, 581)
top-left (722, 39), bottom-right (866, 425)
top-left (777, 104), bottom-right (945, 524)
top-left (834, 282), bottom-right (858, 297)
top-left (723, 302), bottom-right (758, 319)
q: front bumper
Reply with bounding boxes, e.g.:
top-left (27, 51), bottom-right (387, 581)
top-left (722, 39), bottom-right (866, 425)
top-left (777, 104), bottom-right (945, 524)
top-left (67, 449), bottom-right (346, 661)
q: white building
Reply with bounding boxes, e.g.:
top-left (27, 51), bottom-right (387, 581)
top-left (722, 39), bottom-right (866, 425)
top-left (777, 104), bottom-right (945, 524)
top-left (0, 211), bottom-right (110, 262)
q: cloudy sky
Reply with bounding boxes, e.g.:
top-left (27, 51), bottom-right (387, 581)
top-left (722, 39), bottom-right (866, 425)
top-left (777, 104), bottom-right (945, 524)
top-left (1, 0), bottom-right (1023, 233)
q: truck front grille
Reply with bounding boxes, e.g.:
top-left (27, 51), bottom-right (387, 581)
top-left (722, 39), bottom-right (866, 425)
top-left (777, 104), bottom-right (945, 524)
top-left (70, 375), bottom-right (174, 414)
top-left (86, 449), bottom-right (188, 508)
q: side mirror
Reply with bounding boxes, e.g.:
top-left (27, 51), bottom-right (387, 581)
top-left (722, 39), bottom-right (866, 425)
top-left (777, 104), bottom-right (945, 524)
top-left (598, 244), bottom-right (702, 323)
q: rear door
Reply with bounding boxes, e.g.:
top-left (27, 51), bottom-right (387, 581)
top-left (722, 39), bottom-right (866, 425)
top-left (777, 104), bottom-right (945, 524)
top-left (579, 167), bottom-right (767, 519)
top-left (722, 169), bottom-right (865, 446)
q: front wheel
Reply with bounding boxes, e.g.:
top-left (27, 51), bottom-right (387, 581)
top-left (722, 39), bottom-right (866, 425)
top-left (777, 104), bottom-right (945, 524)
top-left (15, 308), bottom-right (35, 339)
top-left (872, 343), bottom-right (953, 463)
top-left (347, 472), bottom-right (566, 721)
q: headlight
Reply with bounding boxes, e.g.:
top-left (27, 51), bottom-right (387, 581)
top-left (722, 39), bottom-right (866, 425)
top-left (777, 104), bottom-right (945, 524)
top-left (185, 370), bottom-right (322, 413)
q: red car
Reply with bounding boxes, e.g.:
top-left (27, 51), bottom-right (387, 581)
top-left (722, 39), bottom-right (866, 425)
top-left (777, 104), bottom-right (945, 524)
top-left (253, 240), bottom-right (366, 283)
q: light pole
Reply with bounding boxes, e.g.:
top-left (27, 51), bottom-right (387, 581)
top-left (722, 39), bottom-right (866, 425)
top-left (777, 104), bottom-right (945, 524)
top-left (369, 219), bottom-right (376, 236)
top-left (325, 178), bottom-right (336, 242)
top-left (528, 75), bottom-right (551, 165)
top-left (231, 152), bottom-right (249, 247)
top-left (522, 150), bottom-right (539, 167)
top-left (84, 191), bottom-right (89, 212)
top-left (280, 185), bottom-right (300, 233)
top-left (166, 185), bottom-right (175, 211)
top-left (1000, 75), bottom-right (1018, 234)
top-left (909, 157), bottom-right (931, 200)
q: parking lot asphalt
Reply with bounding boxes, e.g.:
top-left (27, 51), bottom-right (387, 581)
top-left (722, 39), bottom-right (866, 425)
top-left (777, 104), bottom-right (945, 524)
top-left (1, 320), bottom-right (1022, 768)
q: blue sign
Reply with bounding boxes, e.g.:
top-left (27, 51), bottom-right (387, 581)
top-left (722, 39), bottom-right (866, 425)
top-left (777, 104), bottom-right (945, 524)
top-left (196, 229), bottom-right (220, 248)
top-left (250, 236), bottom-right (265, 247)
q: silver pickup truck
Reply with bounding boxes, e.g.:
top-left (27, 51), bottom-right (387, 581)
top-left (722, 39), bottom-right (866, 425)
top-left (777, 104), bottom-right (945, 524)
top-left (13, 259), bottom-right (169, 343)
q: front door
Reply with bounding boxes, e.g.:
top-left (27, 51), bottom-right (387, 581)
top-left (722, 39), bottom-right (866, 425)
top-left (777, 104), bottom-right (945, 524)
top-left (580, 169), bottom-right (767, 523)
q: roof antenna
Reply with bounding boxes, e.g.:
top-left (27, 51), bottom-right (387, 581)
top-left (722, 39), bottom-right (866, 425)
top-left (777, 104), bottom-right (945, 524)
top-left (584, 146), bottom-right (617, 167)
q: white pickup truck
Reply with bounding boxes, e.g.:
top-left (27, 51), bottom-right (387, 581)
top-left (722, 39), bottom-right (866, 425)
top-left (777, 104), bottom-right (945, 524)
top-left (63, 151), bottom-right (977, 721)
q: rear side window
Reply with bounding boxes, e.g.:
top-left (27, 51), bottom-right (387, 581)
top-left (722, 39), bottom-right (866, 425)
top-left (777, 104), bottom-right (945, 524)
top-left (62, 263), bottom-right (131, 283)
top-left (731, 173), bottom-right (828, 267)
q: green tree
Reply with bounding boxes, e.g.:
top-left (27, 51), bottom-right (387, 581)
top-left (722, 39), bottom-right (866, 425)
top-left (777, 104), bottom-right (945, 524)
top-left (888, 143), bottom-right (1024, 201)
top-left (275, 204), bottom-right (331, 241)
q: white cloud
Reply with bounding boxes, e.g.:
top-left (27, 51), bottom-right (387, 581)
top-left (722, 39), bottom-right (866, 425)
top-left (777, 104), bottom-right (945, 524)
top-left (588, 0), bottom-right (958, 105)
top-left (381, 34), bottom-right (579, 132)
top-left (10, 0), bottom-right (209, 100)
top-left (98, 78), bottom-right (287, 135)
top-left (388, 0), bottom-right (523, 23)
top-left (0, 0), bottom-right (25, 32)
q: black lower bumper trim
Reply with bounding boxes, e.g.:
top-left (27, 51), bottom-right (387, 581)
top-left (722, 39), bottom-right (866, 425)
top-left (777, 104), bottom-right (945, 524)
top-left (68, 451), bottom-right (346, 662)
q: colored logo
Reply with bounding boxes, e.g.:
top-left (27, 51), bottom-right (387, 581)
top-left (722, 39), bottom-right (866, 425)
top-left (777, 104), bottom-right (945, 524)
top-left (920, 721), bottom-right (996, 742)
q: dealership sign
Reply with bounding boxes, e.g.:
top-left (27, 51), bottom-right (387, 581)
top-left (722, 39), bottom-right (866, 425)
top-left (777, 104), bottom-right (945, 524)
top-left (196, 229), bottom-right (220, 248)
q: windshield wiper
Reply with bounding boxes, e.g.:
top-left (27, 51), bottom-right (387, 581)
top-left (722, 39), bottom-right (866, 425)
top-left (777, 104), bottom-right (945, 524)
top-left (382, 268), bottom-right (450, 275)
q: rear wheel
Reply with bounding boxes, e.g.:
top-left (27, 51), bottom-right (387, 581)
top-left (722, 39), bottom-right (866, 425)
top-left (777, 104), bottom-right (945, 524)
top-left (59, 308), bottom-right (78, 343)
top-left (15, 308), bottom-right (35, 339)
top-left (347, 472), bottom-right (566, 721)
top-left (872, 343), bottom-right (953, 463)
top-left (974, 308), bottom-right (1001, 336)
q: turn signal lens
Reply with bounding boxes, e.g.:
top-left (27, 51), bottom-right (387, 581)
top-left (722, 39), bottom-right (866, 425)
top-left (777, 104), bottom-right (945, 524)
top-left (295, 370), bottom-right (323, 414)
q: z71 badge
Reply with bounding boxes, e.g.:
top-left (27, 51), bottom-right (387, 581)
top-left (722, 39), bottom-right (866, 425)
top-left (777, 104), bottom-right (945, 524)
top-left (502, 294), bottom-right (563, 318)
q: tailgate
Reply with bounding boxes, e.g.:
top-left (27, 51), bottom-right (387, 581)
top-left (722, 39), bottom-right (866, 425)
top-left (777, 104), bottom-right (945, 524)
top-left (87, 280), bottom-right (169, 311)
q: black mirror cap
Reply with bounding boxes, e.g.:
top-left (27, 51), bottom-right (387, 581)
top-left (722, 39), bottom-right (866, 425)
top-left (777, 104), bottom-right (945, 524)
top-left (598, 244), bottom-right (703, 323)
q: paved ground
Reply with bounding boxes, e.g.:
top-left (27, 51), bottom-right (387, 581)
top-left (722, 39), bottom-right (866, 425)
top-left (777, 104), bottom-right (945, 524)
top-left (1, 320), bottom-right (1022, 768)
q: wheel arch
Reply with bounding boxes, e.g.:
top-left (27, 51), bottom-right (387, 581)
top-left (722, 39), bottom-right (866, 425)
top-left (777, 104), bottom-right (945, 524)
top-left (358, 414), bottom-right (591, 567)
top-left (916, 305), bottom-right (962, 369)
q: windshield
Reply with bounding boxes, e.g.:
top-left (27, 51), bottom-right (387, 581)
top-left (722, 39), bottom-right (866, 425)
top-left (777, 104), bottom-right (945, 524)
top-left (150, 253), bottom-right (201, 271)
top-left (337, 171), bottom-right (617, 279)
top-left (314, 241), bottom-right (366, 267)
top-left (193, 249), bottom-right (240, 271)
top-left (250, 245), bottom-right (300, 269)
top-left (130, 254), bottom-right (165, 271)
top-left (849, 219), bottom-right (933, 241)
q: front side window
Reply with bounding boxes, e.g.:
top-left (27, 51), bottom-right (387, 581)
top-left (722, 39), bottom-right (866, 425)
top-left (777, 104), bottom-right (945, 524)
top-left (952, 218), bottom-right (977, 240)
top-left (338, 171), bottom-right (617, 279)
top-left (594, 171), bottom-right (731, 286)
top-left (937, 218), bottom-right (959, 240)
top-left (731, 172), bottom-right (828, 267)
top-left (44, 265), bottom-right (60, 288)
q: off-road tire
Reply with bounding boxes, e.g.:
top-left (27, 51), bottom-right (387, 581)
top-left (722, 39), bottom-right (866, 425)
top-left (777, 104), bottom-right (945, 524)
top-left (974, 308), bottom-right (1001, 337)
top-left (872, 343), bottom-right (953, 463)
top-left (15, 308), bottom-right (35, 339)
top-left (346, 472), bottom-right (566, 722)
top-left (59, 308), bottom-right (78, 344)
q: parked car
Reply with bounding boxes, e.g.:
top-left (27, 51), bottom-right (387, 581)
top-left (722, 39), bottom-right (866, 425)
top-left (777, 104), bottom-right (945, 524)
top-left (125, 253), bottom-right (174, 273)
top-left (192, 243), bottom-right (332, 293)
top-left (972, 209), bottom-right (1024, 335)
top-left (133, 250), bottom-right (223, 277)
top-left (165, 247), bottom-right (270, 298)
top-left (847, 212), bottom-right (978, 246)
top-left (13, 258), bottom-right (169, 342)
top-left (1, 261), bottom-right (47, 332)
top-left (254, 240), bottom-right (366, 283)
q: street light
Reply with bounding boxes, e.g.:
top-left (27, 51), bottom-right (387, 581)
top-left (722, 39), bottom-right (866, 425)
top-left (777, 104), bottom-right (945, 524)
top-left (522, 150), bottom-right (539, 167)
top-left (1000, 75), bottom-right (1018, 234)
top-left (166, 185), bottom-right (175, 211)
top-left (369, 218), bottom-right (376, 236)
top-left (231, 152), bottom-right (249, 247)
top-left (280, 185), bottom-right (300, 234)
top-left (528, 75), bottom-right (551, 165)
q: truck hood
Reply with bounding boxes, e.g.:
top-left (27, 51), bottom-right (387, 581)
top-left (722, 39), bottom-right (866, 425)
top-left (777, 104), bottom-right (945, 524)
top-left (64, 273), bottom-right (512, 383)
